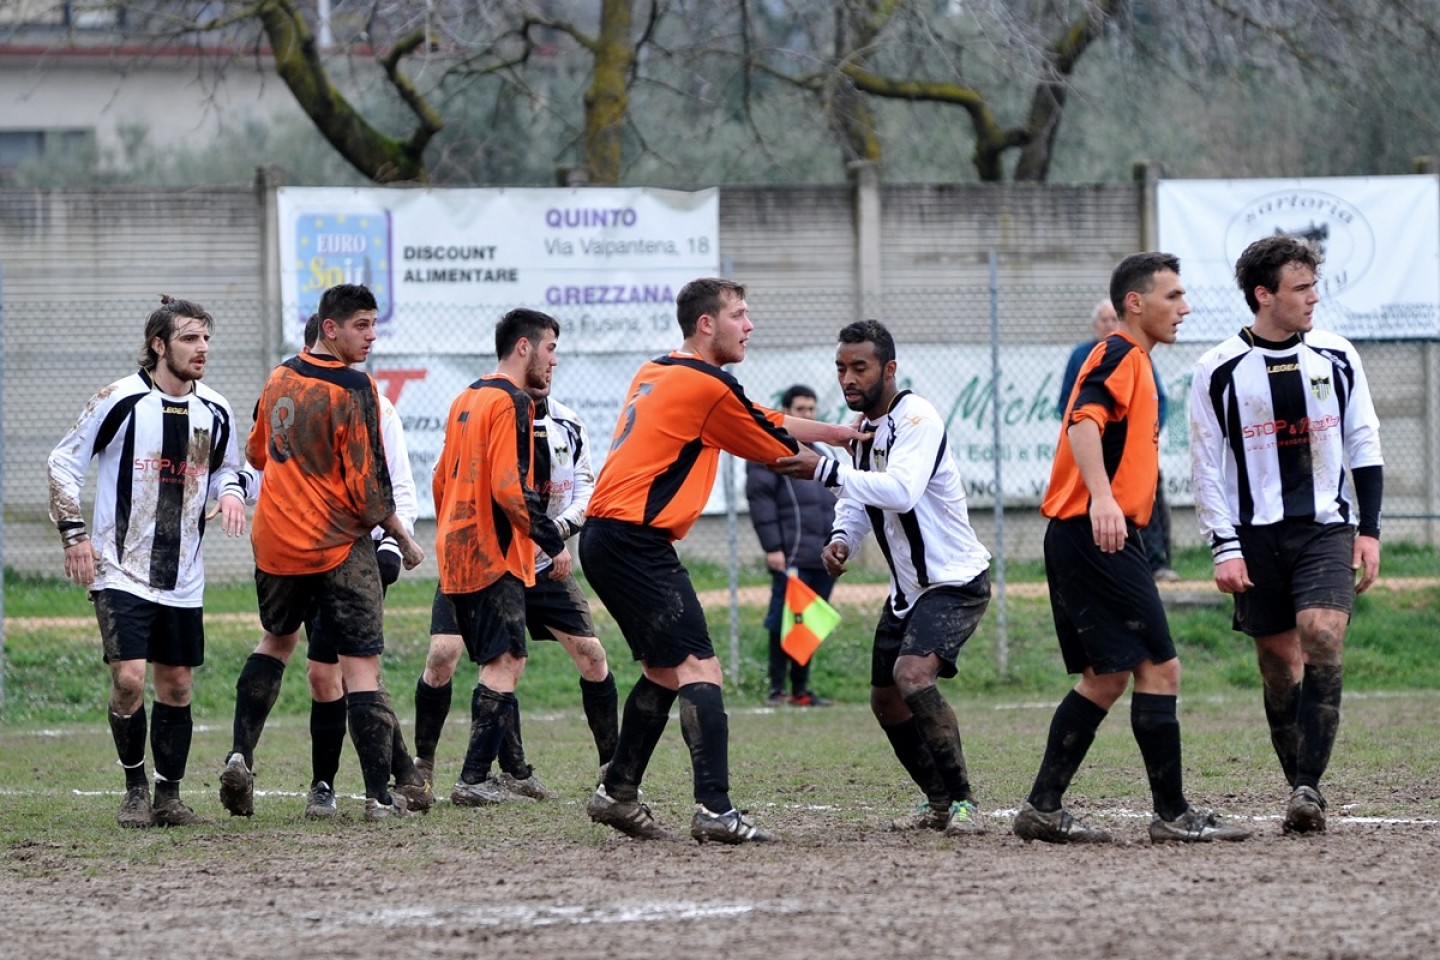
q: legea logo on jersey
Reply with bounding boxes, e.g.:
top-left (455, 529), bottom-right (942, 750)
top-left (1225, 190), bottom-right (1375, 299)
top-left (293, 210), bottom-right (394, 326)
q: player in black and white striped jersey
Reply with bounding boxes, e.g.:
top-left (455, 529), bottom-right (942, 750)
top-left (48, 296), bottom-right (248, 828)
top-left (1189, 234), bottom-right (1384, 834)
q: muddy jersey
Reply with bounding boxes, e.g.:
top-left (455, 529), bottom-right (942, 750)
top-left (588, 353), bottom-right (798, 541)
top-left (1042, 330), bottom-right (1161, 525)
top-left (532, 396), bottom-right (593, 574)
top-left (47, 369), bottom-right (245, 606)
top-left (433, 374), bottom-right (565, 594)
top-left (247, 353), bottom-right (395, 576)
top-left (1189, 326), bottom-right (1383, 563)
top-left (825, 391), bottom-right (990, 619)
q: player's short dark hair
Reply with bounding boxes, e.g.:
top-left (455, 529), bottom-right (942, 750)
top-left (139, 294), bottom-right (212, 370)
top-left (317, 284), bottom-right (378, 326)
top-left (303, 313), bottom-right (321, 349)
top-left (837, 319), bottom-right (896, 366)
top-left (1109, 252), bottom-right (1181, 318)
top-left (780, 384), bottom-right (817, 409)
top-left (1234, 235), bottom-right (1323, 314)
top-left (676, 278), bottom-right (746, 338)
top-left (495, 308), bottom-right (561, 360)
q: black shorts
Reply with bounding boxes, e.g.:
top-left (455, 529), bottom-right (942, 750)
top-left (92, 589), bottom-right (204, 667)
top-left (525, 571), bottom-right (598, 641)
top-left (870, 574), bottom-right (990, 688)
top-left (1045, 517), bottom-right (1175, 676)
top-left (307, 540), bottom-right (390, 664)
top-left (254, 537), bottom-right (385, 659)
top-left (1232, 521), bottom-right (1356, 637)
top-left (579, 518), bottom-right (712, 669)
top-left (449, 574), bottom-right (528, 666)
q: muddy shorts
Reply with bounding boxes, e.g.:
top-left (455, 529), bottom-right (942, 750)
top-left (255, 537), bottom-right (385, 658)
top-left (870, 572), bottom-right (990, 688)
top-left (524, 570), bottom-right (598, 641)
top-left (1045, 516), bottom-right (1175, 676)
top-left (93, 589), bottom-right (204, 667)
top-left (579, 518), bottom-right (712, 669)
top-left (449, 573), bottom-right (529, 666)
top-left (307, 540), bottom-right (390, 664)
top-left (1232, 520), bottom-right (1356, 637)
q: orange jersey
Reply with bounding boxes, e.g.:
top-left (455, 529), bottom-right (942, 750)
top-left (433, 374), bottom-right (565, 594)
top-left (247, 354), bottom-right (394, 575)
top-left (589, 353), bottom-right (798, 541)
top-left (1042, 331), bottom-right (1160, 525)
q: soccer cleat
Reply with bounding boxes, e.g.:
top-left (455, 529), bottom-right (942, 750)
top-left (1149, 806), bottom-right (1252, 843)
top-left (596, 761), bottom-right (611, 788)
top-left (363, 793), bottom-right (411, 822)
top-left (765, 691), bottom-right (788, 707)
top-left (152, 797), bottom-right (208, 827)
top-left (218, 752), bottom-right (254, 818)
top-left (498, 771), bottom-right (560, 801)
top-left (691, 805), bottom-right (775, 844)
top-left (304, 781), bottom-right (339, 820)
top-left (789, 691), bottom-right (830, 707)
top-left (1012, 801), bottom-right (1113, 844)
top-left (942, 799), bottom-right (987, 837)
top-left (586, 785), bottom-right (673, 840)
top-left (890, 801), bottom-right (952, 832)
top-left (450, 775), bottom-right (534, 807)
top-left (394, 772), bottom-right (436, 813)
top-left (1283, 785), bottom-right (1327, 834)
top-left (117, 785), bottom-right (154, 829)
top-left (413, 757), bottom-right (435, 793)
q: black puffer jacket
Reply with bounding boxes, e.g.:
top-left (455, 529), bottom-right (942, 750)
top-left (745, 448), bottom-right (838, 570)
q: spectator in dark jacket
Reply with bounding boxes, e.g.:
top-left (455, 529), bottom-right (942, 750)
top-left (746, 384), bottom-right (839, 706)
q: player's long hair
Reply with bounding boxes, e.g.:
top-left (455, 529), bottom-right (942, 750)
top-left (139, 295), bottom-right (213, 371)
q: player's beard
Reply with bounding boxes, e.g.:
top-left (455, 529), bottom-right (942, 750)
top-left (164, 352), bottom-right (202, 385)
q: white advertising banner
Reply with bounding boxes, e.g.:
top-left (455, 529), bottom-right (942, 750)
top-left (1157, 176), bottom-right (1440, 341)
top-left (276, 186), bottom-right (720, 353)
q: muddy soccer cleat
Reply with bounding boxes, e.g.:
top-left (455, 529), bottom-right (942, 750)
top-left (1149, 805), bottom-right (1252, 843)
top-left (690, 806), bottom-right (775, 844)
top-left (413, 758), bottom-right (435, 793)
top-left (943, 799), bottom-right (987, 837)
top-left (587, 785), bottom-right (672, 840)
top-left (304, 781), bottom-right (339, 820)
top-left (1012, 802), bottom-right (1113, 844)
top-left (890, 801), bottom-right (952, 832)
top-left (451, 775), bottom-right (532, 807)
top-left (394, 772), bottom-right (435, 813)
top-left (152, 797), bottom-right (208, 827)
top-left (117, 785), bottom-right (154, 829)
top-left (498, 771), bottom-right (560, 801)
top-left (1283, 785), bottom-right (1327, 834)
top-left (363, 793), bottom-right (411, 822)
top-left (218, 752), bottom-right (254, 817)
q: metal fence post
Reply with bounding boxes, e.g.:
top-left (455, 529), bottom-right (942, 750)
top-left (988, 251), bottom-right (1009, 680)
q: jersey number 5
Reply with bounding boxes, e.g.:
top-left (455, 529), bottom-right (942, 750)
top-left (610, 383), bottom-right (654, 453)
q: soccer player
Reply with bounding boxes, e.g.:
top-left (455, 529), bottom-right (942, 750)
top-left (221, 283), bottom-right (424, 821)
top-left (581, 277), bottom-right (859, 844)
top-left (772, 320), bottom-right (993, 837)
top-left (1012, 252), bottom-right (1250, 845)
top-left (431, 308), bottom-right (572, 807)
top-left (48, 295), bottom-right (247, 828)
top-left (1189, 235), bottom-right (1383, 833)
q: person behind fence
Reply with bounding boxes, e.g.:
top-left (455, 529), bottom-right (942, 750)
top-left (429, 308), bottom-right (574, 809)
top-left (772, 320), bottom-right (994, 838)
top-left (221, 283), bottom-right (425, 821)
top-left (745, 383), bottom-right (838, 708)
top-left (1013, 252), bottom-right (1251, 845)
top-left (48, 295), bottom-right (248, 828)
top-left (1189, 234), bottom-right (1383, 834)
top-left (580, 277), bottom-right (861, 845)
top-left (1058, 297), bottom-right (1178, 583)
top-left (414, 313), bottom-right (617, 803)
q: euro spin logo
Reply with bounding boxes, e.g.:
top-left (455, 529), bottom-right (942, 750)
top-left (293, 210), bottom-right (393, 326)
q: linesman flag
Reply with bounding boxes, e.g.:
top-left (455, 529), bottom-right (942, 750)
top-left (780, 574), bottom-right (842, 667)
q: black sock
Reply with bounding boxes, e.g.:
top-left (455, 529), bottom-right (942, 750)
top-left (580, 673), bottom-right (619, 766)
top-left (346, 690), bottom-right (396, 803)
top-left (459, 684), bottom-right (509, 785)
top-left (310, 697), bottom-right (347, 788)
top-left (110, 704), bottom-right (148, 790)
top-left (880, 714), bottom-right (948, 807)
top-left (382, 687), bottom-right (419, 783)
top-left (1295, 663), bottom-right (1343, 792)
top-left (150, 702), bottom-right (191, 801)
top-left (678, 682), bottom-right (731, 812)
top-left (903, 685), bottom-right (973, 804)
top-left (1131, 691), bottom-right (1188, 821)
top-left (1262, 680), bottom-right (1302, 787)
top-left (232, 653), bottom-right (285, 768)
top-left (604, 676), bottom-right (676, 802)
top-left (413, 678), bottom-right (453, 765)
top-left (1028, 689), bottom-right (1108, 812)
top-left (498, 692), bottom-right (531, 780)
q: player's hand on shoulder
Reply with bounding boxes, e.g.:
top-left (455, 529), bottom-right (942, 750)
top-left (771, 446), bottom-right (822, 479)
top-left (549, 546), bottom-right (573, 580)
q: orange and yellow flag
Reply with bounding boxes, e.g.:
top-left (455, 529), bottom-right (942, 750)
top-left (780, 574), bottom-right (842, 667)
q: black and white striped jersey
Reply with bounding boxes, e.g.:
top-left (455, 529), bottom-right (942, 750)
top-left (48, 369), bottom-right (246, 606)
top-left (532, 396), bottom-right (593, 574)
top-left (828, 391), bottom-right (991, 619)
top-left (1189, 327), bottom-right (1384, 563)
